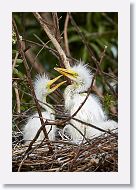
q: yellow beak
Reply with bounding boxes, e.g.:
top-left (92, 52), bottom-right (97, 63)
top-left (47, 75), bottom-right (66, 93)
top-left (54, 67), bottom-right (78, 80)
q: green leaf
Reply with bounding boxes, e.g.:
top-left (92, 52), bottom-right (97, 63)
top-left (16, 59), bottom-right (23, 64)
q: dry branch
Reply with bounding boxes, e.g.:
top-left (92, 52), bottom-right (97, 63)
top-left (64, 13), bottom-right (71, 57)
top-left (12, 131), bottom-right (118, 172)
top-left (12, 19), bottom-right (53, 154)
top-left (13, 81), bottom-right (21, 113)
top-left (12, 51), bottom-right (19, 71)
top-left (33, 12), bottom-right (70, 69)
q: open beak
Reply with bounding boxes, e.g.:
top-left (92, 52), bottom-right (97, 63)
top-left (47, 75), bottom-right (66, 93)
top-left (54, 67), bottom-right (78, 80)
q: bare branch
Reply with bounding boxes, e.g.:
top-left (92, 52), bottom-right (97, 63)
top-left (69, 123), bottom-right (91, 144)
top-left (92, 47), bottom-right (118, 98)
top-left (64, 13), bottom-right (71, 57)
top-left (52, 13), bottom-right (62, 44)
top-left (33, 12), bottom-right (70, 69)
top-left (12, 51), bottom-right (19, 71)
top-left (69, 13), bottom-right (96, 63)
top-left (12, 18), bottom-right (53, 154)
top-left (72, 118), bottom-right (117, 137)
top-left (13, 81), bottom-right (21, 113)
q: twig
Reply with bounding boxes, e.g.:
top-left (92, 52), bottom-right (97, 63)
top-left (64, 13), bottom-right (71, 57)
top-left (12, 18), bottom-right (53, 154)
top-left (33, 12), bottom-right (70, 69)
top-left (72, 118), bottom-right (117, 137)
top-left (21, 40), bottom-right (45, 74)
top-left (33, 34), bottom-right (59, 58)
top-left (18, 154), bottom-right (28, 172)
top-left (68, 133), bottom-right (85, 171)
top-left (52, 13), bottom-right (62, 44)
top-left (33, 44), bottom-right (45, 64)
top-left (69, 13), bottom-right (97, 63)
top-left (88, 65), bottom-right (118, 81)
top-left (13, 81), bottom-right (21, 113)
top-left (69, 123), bottom-right (91, 144)
top-left (12, 51), bottom-right (19, 71)
top-left (75, 160), bottom-right (96, 172)
top-left (102, 12), bottom-right (117, 26)
top-left (92, 48), bottom-right (117, 98)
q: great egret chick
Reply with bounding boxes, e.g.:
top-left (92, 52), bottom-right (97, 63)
top-left (23, 74), bottom-right (66, 144)
top-left (55, 62), bottom-right (117, 143)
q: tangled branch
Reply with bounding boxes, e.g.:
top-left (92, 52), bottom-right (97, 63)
top-left (33, 12), bottom-right (70, 69)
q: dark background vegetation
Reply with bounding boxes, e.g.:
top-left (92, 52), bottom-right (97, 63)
top-left (12, 12), bottom-right (118, 132)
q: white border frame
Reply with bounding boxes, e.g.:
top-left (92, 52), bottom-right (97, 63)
top-left (0, 0), bottom-right (130, 184)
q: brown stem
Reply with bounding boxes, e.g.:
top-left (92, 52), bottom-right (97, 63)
top-left (64, 13), bottom-right (71, 57)
top-left (13, 81), bottom-right (21, 113)
top-left (69, 13), bottom-right (96, 63)
top-left (12, 51), bottom-right (19, 71)
top-left (33, 12), bottom-right (70, 69)
top-left (52, 13), bottom-right (62, 44)
top-left (12, 18), bottom-right (53, 154)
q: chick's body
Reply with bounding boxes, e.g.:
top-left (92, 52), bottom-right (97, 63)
top-left (55, 62), bottom-right (117, 144)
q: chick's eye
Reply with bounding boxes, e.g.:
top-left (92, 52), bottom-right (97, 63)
top-left (46, 84), bottom-right (50, 91)
top-left (74, 73), bottom-right (78, 77)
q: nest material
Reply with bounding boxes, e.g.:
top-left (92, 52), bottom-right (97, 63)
top-left (12, 131), bottom-right (118, 172)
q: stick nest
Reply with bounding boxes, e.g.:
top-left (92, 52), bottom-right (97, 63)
top-left (12, 131), bottom-right (118, 172)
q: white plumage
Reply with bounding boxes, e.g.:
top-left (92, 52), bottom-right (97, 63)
top-left (23, 74), bottom-right (65, 144)
top-left (55, 62), bottom-right (118, 144)
top-left (23, 112), bottom-right (55, 144)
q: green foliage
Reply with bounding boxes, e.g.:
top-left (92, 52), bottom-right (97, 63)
top-left (12, 30), bottom-right (17, 45)
top-left (103, 93), bottom-right (117, 114)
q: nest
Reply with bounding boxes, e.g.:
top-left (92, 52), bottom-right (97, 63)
top-left (12, 131), bottom-right (118, 172)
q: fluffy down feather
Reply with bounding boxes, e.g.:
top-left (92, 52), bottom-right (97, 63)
top-left (63, 62), bottom-right (118, 143)
top-left (23, 112), bottom-right (56, 144)
top-left (23, 74), bottom-right (56, 144)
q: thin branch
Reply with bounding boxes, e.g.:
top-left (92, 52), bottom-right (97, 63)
top-left (88, 65), bottom-right (118, 81)
top-left (33, 12), bottom-right (70, 69)
top-left (72, 118), bottom-right (117, 137)
top-left (18, 154), bottom-right (28, 172)
top-left (13, 81), bottom-right (21, 113)
top-left (69, 13), bottom-right (97, 63)
top-left (52, 13), bottom-right (62, 44)
top-left (12, 18), bottom-right (53, 154)
top-left (102, 12), bottom-right (117, 27)
top-left (92, 48), bottom-right (118, 98)
top-left (33, 44), bottom-right (45, 64)
top-left (69, 123), bottom-right (91, 144)
top-left (12, 51), bottom-right (19, 71)
top-left (68, 137), bottom-right (83, 171)
top-left (33, 34), bottom-right (59, 60)
top-left (34, 34), bottom-right (56, 51)
top-left (64, 13), bottom-right (71, 57)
